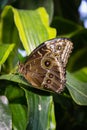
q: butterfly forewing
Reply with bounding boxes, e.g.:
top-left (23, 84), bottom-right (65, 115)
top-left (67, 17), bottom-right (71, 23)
top-left (19, 38), bottom-right (73, 93)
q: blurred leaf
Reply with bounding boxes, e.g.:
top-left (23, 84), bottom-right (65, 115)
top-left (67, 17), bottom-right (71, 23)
top-left (52, 17), bottom-right (87, 52)
top-left (0, 0), bottom-right (16, 10)
top-left (52, 17), bottom-right (83, 37)
top-left (71, 27), bottom-right (87, 51)
top-left (52, 17), bottom-right (87, 50)
top-left (53, 0), bottom-right (81, 23)
top-left (73, 67), bottom-right (87, 82)
top-left (66, 72), bottom-right (87, 105)
top-left (10, 104), bottom-right (27, 130)
top-left (0, 96), bottom-right (12, 130)
top-left (0, 44), bottom-right (15, 65)
top-left (0, 0), bottom-right (8, 9)
top-left (25, 90), bottom-right (56, 130)
top-left (68, 47), bottom-right (87, 71)
top-left (5, 85), bottom-right (24, 101)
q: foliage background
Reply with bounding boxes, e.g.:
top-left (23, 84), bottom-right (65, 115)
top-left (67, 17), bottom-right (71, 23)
top-left (0, 0), bottom-right (87, 130)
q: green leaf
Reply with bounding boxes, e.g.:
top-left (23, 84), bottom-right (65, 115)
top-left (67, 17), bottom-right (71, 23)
top-left (0, 7), bottom-right (19, 44)
top-left (0, 73), bottom-right (30, 86)
top-left (0, 96), bottom-right (12, 130)
top-left (0, 44), bottom-right (15, 65)
top-left (25, 90), bottom-right (56, 130)
top-left (10, 104), bottom-right (27, 130)
top-left (66, 72), bottom-right (87, 105)
top-left (13, 6), bottom-right (56, 54)
top-left (5, 85), bottom-right (25, 101)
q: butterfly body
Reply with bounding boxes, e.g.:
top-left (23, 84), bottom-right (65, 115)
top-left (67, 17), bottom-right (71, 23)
top-left (19, 38), bottom-right (73, 93)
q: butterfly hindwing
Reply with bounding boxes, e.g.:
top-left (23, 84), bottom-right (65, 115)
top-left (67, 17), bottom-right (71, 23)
top-left (19, 38), bottom-right (73, 93)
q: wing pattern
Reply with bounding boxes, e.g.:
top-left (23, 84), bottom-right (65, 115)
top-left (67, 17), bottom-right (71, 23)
top-left (18, 38), bottom-right (73, 93)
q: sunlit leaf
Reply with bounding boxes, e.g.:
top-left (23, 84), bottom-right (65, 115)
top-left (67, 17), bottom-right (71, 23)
top-left (0, 44), bottom-right (15, 65)
top-left (12, 6), bottom-right (56, 54)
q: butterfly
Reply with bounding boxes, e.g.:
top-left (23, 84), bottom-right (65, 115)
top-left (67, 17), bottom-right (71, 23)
top-left (18, 38), bottom-right (73, 93)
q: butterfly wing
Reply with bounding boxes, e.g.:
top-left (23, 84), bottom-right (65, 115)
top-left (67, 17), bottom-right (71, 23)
top-left (19, 38), bottom-right (73, 93)
top-left (19, 42), bottom-right (49, 88)
top-left (46, 38), bottom-right (73, 67)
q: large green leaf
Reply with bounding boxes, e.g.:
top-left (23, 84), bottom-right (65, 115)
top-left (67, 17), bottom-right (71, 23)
top-left (0, 96), bottom-right (12, 130)
top-left (66, 72), bottom-right (87, 105)
top-left (13, 7), bottom-right (56, 54)
top-left (25, 90), bottom-right (56, 130)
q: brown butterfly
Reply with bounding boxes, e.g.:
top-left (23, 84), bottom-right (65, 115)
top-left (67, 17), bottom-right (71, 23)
top-left (18, 38), bottom-right (73, 93)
